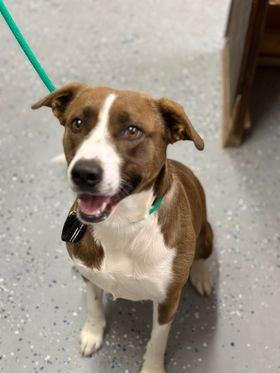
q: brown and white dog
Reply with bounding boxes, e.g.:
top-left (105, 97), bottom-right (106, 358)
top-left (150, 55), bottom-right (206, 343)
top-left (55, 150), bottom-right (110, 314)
top-left (32, 83), bottom-right (213, 373)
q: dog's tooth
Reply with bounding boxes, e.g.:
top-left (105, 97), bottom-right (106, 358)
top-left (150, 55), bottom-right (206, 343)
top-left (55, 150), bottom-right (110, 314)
top-left (101, 202), bottom-right (106, 211)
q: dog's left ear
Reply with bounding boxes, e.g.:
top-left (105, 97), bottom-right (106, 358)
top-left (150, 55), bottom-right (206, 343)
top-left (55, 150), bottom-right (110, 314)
top-left (157, 98), bottom-right (204, 150)
top-left (31, 82), bottom-right (87, 125)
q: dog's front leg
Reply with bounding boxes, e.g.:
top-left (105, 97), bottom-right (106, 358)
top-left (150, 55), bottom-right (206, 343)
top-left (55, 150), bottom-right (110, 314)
top-left (141, 301), bottom-right (173, 373)
top-left (80, 279), bottom-right (105, 357)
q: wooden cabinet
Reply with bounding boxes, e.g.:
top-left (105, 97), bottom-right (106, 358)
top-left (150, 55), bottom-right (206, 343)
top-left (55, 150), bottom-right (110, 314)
top-left (222, 0), bottom-right (280, 146)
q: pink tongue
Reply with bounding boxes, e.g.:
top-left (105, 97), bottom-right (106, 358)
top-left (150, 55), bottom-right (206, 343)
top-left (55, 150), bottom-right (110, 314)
top-left (78, 194), bottom-right (111, 215)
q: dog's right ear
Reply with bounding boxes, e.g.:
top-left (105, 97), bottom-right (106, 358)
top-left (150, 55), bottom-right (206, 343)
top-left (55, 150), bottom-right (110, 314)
top-left (31, 82), bottom-right (87, 125)
top-left (157, 97), bottom-right (204, 150)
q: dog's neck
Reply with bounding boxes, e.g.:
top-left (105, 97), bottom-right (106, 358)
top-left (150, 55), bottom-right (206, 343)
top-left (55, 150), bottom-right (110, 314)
top-left (153, 161), bottom-right (173, 200)
top-left (96, 161), bottom-right (172, 227)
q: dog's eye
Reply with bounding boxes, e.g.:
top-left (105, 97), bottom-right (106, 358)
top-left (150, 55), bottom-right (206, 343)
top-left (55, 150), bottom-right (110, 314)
top-left (71, 118), bottom-right (83, 132)
top-left (123, 125), bottom-right (142, 140)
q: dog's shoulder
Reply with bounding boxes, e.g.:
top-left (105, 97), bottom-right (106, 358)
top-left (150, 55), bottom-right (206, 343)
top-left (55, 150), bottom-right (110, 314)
top-left (170, 159), bottom-right (205, 221)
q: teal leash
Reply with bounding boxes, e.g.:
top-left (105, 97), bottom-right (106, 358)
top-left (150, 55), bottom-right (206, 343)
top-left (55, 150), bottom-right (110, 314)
top-left (0, 0), bottom-right (55, 92)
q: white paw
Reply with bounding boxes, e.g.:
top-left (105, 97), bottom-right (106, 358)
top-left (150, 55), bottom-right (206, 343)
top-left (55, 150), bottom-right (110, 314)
top-left (141, 365), bottom-right (165, 373)
top-left (79, 322), bottom-right (104, 357)
top-left (190, 259), bottom-right (213, 296)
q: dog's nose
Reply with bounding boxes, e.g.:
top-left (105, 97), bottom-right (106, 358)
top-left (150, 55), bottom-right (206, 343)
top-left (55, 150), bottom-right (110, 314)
top-left (71, 159), bottom-right (103, 189)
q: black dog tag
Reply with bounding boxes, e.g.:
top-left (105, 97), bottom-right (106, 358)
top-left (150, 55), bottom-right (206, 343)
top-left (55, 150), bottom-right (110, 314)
top-left (61, 211), bottom-right (87, 244)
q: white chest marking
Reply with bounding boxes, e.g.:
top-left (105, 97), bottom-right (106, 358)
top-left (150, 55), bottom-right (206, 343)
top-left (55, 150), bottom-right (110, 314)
top-left (73, 190), bottom-right (175, 302)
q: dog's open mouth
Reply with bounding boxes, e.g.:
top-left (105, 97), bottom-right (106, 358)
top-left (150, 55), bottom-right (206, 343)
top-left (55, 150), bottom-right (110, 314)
top-left (77, 192), bottom-right (123, 223)
top-left (77, 176), bottom-right (141, 223)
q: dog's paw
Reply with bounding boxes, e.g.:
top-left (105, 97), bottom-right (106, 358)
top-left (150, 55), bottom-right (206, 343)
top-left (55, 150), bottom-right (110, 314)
top-left (79, 322), bottom-right (104, 357)
top-left (141, 365), bottom-right (165, 373)
top-left (190, 259), bottom-right (213, 296)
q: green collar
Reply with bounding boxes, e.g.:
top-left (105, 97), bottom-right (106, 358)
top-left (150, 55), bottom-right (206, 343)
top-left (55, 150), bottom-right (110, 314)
top-left (148, 195), bottom-right (164, 215)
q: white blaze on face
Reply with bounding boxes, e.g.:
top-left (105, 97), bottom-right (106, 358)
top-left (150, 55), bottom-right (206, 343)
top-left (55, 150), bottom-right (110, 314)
top-left (68, 93), bottom-right (121, 195)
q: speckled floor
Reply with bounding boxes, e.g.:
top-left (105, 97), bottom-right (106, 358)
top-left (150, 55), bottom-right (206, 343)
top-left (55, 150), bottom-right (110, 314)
top-left (1, 1), bottom-right (280, 372)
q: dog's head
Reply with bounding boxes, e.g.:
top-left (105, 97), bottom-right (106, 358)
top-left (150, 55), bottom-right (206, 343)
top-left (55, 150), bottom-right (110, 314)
top-left (32, 83), bottom-right (203, 223)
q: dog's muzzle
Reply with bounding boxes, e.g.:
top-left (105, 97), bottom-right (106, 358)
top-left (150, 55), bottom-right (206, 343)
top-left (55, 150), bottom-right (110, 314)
top-left (69, 157), bottom-right (142, 224)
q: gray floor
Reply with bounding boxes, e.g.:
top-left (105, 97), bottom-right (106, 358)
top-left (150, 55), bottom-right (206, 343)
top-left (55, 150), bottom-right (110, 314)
top-left (0, 1), bottom-right (280, 372)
